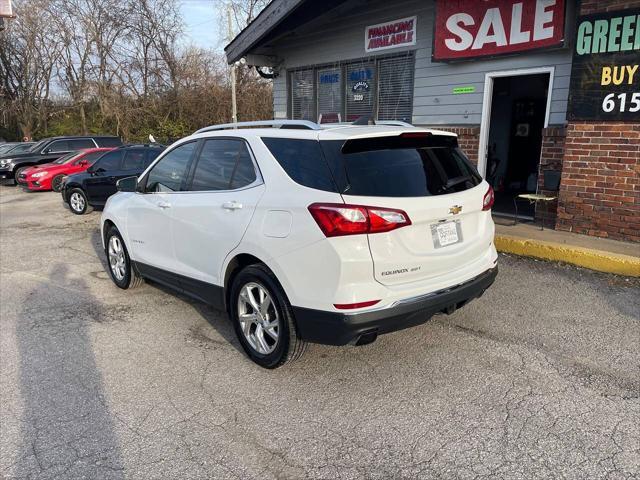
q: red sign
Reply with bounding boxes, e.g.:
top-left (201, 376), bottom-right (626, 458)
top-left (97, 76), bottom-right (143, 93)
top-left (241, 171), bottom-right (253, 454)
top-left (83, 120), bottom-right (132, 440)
top-left (433, 0), bottom-right (565, 61)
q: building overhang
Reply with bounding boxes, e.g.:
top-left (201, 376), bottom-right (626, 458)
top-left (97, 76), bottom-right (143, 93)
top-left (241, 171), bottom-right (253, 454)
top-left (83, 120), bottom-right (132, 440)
top-left (224, 0), bottom-right (350, 65)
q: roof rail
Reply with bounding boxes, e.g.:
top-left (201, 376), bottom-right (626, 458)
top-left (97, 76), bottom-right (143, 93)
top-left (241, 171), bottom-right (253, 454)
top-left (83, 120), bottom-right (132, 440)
top-left (195, 120), bottom-right (320, 134)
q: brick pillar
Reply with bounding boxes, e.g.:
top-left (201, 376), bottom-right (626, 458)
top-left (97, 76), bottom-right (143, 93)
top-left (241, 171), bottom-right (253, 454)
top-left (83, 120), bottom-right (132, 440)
top-left (556, 123), bottom-right (640, 242)
top-left (433, 126), bottom-right (481, 166)
top-left (536, 127), bottom-right (566, 228)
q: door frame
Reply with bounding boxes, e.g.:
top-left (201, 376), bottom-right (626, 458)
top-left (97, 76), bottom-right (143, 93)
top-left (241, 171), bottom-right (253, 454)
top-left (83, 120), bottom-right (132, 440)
top-left (477, 66), bottom-right (555, 178)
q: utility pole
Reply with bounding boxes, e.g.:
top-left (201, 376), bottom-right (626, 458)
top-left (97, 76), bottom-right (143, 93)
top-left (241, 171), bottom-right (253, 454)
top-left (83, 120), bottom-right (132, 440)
top-left (227, 6), bottom-right (238, 125)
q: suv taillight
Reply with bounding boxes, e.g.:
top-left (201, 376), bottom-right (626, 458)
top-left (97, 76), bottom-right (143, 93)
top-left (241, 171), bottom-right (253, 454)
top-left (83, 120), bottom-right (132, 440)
top-left (308, 203), bottom-right (411, 237)
top-left (482, 185), bottom-right (495, 211)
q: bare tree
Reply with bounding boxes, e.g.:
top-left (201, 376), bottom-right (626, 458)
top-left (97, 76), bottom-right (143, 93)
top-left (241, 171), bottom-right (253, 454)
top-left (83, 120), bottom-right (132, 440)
top-left (0, 0), bottom-right (58, 139)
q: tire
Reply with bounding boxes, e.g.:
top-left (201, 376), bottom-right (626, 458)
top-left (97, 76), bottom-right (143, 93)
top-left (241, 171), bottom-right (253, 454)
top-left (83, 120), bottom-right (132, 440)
top-left (14, 166), bottom-right (28, 186)
top-left (51, 175), bottom-right (64, 192)
top-left (68, 188), bottom-right (92, 215)
top-left (230, 265), bottom-right (307, 369)
top-left (104, 225), bottom-right (144, 290)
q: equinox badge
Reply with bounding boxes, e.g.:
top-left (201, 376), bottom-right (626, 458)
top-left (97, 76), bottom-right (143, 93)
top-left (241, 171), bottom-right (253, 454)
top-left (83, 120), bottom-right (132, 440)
top-left (449, 205), bottom-right (463, 215)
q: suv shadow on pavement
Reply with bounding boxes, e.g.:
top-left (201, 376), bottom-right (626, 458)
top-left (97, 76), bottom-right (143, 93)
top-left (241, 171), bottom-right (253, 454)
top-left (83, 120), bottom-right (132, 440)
top-left (15, 263), bottom-right (125, 478)
top-left (89, 229), bottom-right (245, 358)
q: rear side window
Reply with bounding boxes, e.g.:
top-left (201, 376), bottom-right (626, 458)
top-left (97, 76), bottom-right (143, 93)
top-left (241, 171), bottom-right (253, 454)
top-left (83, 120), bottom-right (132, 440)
top-left (95, 137), bottom-right (123, 147)
top-left (261, 138), bottom-right (337, 192)
top-left (68, 139), bottom-right (96, 150)
top-left (321, 140), bottom-right (481, 197)
top-left (122, 150), bottom-right (146, 171)
top-left (188, 139), bottom-right (256, 191)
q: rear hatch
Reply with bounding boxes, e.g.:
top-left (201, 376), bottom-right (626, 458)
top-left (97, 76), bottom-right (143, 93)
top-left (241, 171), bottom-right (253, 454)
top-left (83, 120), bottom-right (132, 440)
top-left (320, 132), bottom-right (493, 286)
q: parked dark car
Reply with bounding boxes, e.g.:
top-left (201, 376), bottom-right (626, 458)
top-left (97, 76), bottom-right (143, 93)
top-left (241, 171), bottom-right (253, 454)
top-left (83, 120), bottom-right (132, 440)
top-left (0, 136), bottom-right (122, 184)
top-left (0, 142), bottom-right (35, 157)
top-left (62, 144), bottom-right (165, 215)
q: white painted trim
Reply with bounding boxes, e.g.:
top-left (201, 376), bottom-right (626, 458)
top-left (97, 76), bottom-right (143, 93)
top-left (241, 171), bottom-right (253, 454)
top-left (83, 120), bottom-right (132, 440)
top-left (477, 66), bottom-right (555, 178)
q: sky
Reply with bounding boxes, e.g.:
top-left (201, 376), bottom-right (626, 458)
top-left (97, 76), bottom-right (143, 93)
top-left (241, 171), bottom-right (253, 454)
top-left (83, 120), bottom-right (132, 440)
top-left (179, 0), bottom-right (226, 51)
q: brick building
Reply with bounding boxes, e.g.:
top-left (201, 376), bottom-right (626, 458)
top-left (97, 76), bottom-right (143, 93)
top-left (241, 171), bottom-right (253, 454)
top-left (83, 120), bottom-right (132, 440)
top-left (227, 0), bottom-right (640, 242)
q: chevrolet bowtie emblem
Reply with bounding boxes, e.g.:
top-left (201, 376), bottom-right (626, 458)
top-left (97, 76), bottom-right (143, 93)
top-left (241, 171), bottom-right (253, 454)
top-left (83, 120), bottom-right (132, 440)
top-left (449, 205), bottom-right (463, 215)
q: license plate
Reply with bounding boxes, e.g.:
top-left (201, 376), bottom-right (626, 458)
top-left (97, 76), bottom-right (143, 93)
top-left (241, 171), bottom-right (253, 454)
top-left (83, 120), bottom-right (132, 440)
top-left (431, 221), bottom-right (462, 248)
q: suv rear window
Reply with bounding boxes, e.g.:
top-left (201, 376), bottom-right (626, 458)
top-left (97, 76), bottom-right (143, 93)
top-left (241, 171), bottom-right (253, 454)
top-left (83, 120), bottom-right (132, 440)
top-left (262, 135), bottom-right (481, 197)
top-left (321, 139), bottom-right (481, 197)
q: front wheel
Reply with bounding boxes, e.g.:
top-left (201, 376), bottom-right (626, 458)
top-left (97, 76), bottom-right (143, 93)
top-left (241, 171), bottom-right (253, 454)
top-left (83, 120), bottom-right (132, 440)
top-left (104, 226), bottom-right (144, 289)
top-left (230, 265), bottom-right (306, 369)
top-left (68, 188), bottom-right (91, 215)
top-left (51, 175), bottom-right (64, 192)
top-left (14, 167), bottom-right (28, 185)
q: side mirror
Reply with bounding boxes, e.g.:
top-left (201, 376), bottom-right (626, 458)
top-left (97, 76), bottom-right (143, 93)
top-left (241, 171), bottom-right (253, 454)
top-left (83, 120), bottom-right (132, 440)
top-left (117, 176), bottom-right (138, 193)
top-left (78, 160), bottom-right (88, 166)
top-left (42, 148), bottom-right (50, 155)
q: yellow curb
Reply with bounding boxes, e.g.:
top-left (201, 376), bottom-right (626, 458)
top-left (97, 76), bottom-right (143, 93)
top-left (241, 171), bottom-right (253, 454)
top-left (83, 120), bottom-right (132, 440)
top-left (495, 235), bottom-right (640, 277)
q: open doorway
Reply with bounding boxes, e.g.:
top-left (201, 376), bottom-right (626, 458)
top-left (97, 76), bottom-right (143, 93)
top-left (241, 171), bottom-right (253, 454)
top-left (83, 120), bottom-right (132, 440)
top-left (480, 70), bottom-right (552, 219)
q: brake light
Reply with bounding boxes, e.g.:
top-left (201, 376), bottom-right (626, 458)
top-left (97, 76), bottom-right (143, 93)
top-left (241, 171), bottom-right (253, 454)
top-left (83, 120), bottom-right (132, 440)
top-left (400, 131), bottom-right (431, 139)
top-left (482, 185), bottom-right (495, 211)
top-left (308, 203), bottom-right (411, 237)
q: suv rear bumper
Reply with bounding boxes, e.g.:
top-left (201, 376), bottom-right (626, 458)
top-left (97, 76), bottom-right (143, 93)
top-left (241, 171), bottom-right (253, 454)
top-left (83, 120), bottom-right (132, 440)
top-left (292, 266), bottom-right (498, 346)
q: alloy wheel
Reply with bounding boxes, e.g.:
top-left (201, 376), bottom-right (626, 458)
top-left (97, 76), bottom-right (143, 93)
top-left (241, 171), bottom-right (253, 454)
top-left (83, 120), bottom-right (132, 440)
top-left (108, 235), bottom-right (126, 281)
top-left (237, 282), bottom-right (280, 355)
top-left (70, 192), bottom-right (85, 212)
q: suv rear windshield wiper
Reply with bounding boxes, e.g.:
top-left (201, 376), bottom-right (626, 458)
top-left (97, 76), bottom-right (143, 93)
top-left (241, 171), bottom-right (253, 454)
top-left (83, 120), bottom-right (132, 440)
top-left (438, 175), bottom-right (473, 193)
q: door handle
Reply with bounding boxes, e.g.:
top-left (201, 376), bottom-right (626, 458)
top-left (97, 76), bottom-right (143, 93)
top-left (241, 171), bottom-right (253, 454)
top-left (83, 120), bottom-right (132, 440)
top-left (222, 201), bottom-right (243, 210)
top-left (156, 201), bottom-right (171, 209)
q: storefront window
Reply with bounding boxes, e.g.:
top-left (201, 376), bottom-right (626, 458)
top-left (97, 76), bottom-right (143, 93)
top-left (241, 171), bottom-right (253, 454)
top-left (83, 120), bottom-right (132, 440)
top-left (377, 56), bottom-right (414, 122)
top-left (317, 68), bottom-right (342, 123)
top-left (289, 53), bottom-right (415, 124)
top-left (346, 62), bottom-right (375, 122)
top-left (290, 70), bottom-right (316, 121)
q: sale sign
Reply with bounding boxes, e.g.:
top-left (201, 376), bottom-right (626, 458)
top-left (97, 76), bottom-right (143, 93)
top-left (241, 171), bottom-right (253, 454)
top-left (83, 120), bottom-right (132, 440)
top-left (568, 8), bottom-right (640, 121)
top-left (432, 0), bottom-right (565, 61)
top-left (366, 16), bottom-right (417, 53)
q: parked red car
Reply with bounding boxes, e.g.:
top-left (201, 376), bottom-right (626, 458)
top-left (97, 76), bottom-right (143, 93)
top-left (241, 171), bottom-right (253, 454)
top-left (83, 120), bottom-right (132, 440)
top-left (22, 148), bottom-right (114, 192)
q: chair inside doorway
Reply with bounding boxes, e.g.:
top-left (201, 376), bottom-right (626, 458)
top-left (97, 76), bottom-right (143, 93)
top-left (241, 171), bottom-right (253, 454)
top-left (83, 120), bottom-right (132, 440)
top-left (485, 73), bottom-right (550, 221)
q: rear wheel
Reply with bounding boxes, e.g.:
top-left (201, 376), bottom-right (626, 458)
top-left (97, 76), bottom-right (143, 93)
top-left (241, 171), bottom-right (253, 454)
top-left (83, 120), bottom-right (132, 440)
top-left (105, 225), bottom-right (144, 289)
top-left (230, 265), bottom-right (306, 368)
top-left (68, 188), bottom-right (91, 215)
top-left (51, 175), bottom-right (64, 192)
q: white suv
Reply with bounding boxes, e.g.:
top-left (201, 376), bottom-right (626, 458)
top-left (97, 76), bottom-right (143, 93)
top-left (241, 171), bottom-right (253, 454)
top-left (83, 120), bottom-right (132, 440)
top-left (101, 120), bottom-right (498, 368)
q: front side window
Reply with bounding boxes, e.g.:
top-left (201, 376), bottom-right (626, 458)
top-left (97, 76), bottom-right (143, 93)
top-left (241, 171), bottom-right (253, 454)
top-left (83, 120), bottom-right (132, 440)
top-left (188, 139), bottom-right (256, 192)
top-left (76, 151), bottom-right (104, 165)
top-left (93, 150), bottom-right (123, 171)
top-left (145, 142), bottom-right (197, 192)
top-left (47, 140), bottom-right (69, 153)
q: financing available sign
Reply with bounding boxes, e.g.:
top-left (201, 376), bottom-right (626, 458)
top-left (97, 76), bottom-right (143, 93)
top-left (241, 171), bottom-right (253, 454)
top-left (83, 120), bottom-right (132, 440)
top-left (365, 16), bottom-right (417, 53)
top-left (432, 0), bottom-right (566, 61)
top-left (568, 8), bottom-right (640, 121)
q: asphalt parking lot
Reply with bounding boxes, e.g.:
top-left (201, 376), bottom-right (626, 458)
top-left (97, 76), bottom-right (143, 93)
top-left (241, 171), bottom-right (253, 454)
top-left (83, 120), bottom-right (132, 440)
top-left (0, 187), bottom-right (638, 480)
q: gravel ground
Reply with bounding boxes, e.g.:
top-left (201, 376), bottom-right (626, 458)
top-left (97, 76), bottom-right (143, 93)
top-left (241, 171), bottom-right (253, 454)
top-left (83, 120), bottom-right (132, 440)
top-left (1, 187), bottom-right (639, 480)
